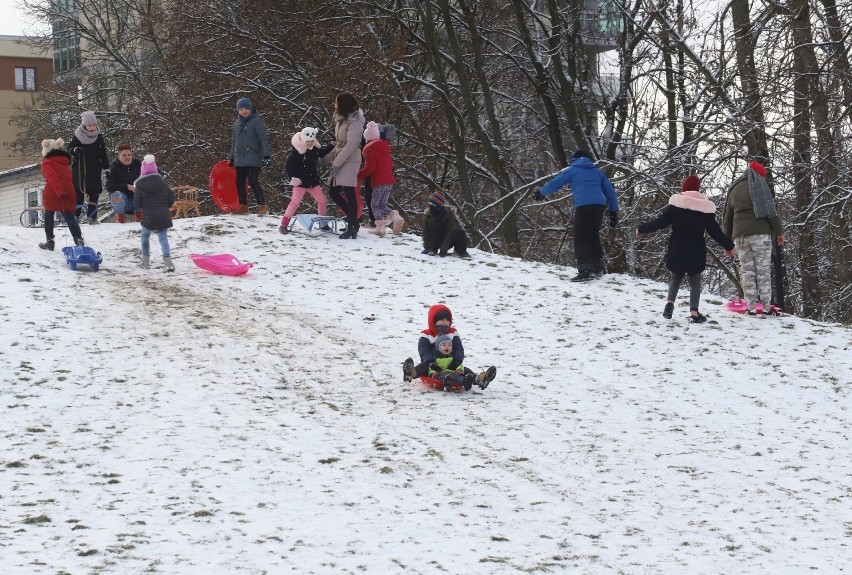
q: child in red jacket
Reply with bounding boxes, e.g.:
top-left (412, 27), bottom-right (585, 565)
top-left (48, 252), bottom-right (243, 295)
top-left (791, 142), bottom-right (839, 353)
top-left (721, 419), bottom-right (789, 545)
top-left (402, 304), bottom-right (496, 391)
top-left (39, 138), bottom-right (85, 250)
top-left (358, 121), bottom-right (403, 236)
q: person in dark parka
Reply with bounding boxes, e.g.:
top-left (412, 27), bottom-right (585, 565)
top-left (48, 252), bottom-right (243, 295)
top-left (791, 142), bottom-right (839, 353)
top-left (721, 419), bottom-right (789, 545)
top-left (68, 110), bottom-right (110, 224)
top-left (106, 144), bottom-right (142, 223)
top-left (133, 154), bottom-right (176, 271)
top-left (421, 190), bottom-right (470, 258)
top-left (637, 175), bottom-right (736, 323)
top-left (229, 97), bottom-right (271, 215)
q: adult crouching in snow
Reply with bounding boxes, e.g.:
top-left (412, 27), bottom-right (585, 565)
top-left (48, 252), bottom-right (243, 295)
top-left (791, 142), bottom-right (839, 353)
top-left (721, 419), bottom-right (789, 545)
top-left (133, 154), bottom-right (176, 271)
top-left (421, 190), bottom-right (470, 258)
top-left (106, 144), bottom-right (141, 223)
top-left (534, 150), bottom-right (619, 282)
top-left (280, 127), bottom-right (334, 234)
top-left (229, 97), bottom-right (271, 215)
top-left (327, 93), bottom-right (364, 239)
top-left (358, 121), bottom-right (403, 236)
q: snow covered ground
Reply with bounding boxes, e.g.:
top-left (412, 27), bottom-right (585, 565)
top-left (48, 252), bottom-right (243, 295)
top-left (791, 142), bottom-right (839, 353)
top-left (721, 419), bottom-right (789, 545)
top-left (0, 215), bottom-right (849, 574)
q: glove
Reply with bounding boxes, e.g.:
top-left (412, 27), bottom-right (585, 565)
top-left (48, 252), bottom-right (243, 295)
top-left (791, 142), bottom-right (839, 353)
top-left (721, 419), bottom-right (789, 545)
top-left (609, 211), bottom-right (618, 228)
top-left (439, 250), bottom-right (448, 257)
top-left (448, 360), bottom-right (461, 371)
top-left (533, 190), bottom-right (546, 202)
top-left (228, 159), bottom-right (234, 167)
top-left (289, 177), bottom-right (302, 187)
top-left (263, 156), bottom-right (271, 167)
top-left (330, 164), bottom-right (340, 177)
top-left (428, 362), bottom-right (441, 373)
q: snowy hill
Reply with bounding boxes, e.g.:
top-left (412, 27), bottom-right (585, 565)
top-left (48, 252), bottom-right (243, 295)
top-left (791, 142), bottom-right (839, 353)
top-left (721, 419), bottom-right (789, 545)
top-left (1, 215), bottom-right (849, 574)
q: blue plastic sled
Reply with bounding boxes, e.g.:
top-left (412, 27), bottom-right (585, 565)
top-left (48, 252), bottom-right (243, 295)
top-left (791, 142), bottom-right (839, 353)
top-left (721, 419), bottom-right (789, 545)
top-left (291, 214), bottom-right (347, 235)
top-left (61, 246), bottom-right (103, 271)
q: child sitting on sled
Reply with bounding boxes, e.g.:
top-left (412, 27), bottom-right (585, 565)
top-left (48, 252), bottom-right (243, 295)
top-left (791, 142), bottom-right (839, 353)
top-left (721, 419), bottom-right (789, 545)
top-left (402, 304), bottom-right (496, 391)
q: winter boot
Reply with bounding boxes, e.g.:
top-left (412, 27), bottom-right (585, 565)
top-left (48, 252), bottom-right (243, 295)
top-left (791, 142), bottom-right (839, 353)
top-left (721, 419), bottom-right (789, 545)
top-left (39, 238), bottom-right (55, 251)
top-left (370, 219), bottom-right (387, 236)
top-left (402, 358), bottom-right (415, 382)
top-left (235, 204), bottom-right (249, 215)
top-left (440, 373), bottom-right (453, 392)
top-left (88, 217), bottom-right (98, 225)
top-left (279, 216), bottom-right (290, 234)
top-left (163, 256), bottom-right (175, 272)
top-left (140, 255), bottom-right (150, 269)
top-left (463, 372), bottom-right (475, 391)
top-left (116, 214), bottom-right (125, 223)
top-left (387, 210), bottom-right (404, 234)
top-left (257, 204), bottom-right (268, 216)
top-left (570, 270), bottom-right (593, 282)
top-left (689, 312), bottom-right (707, 324)
top-left (663, 302), bottom-right (674, 319)
top-left (74, 236), bottom-right (86, 247)
top-left (477, 366), bottom-right (497, 390)
top-left (351, 222), bottom-right (360, 239)
top-left (135, 211), bottom-right (142, 222)
top-left (339, 226), bottom-right (353, 239)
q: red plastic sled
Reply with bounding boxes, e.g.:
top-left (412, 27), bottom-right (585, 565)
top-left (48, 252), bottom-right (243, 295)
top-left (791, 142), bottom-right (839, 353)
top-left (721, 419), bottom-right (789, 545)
top-left (188, 253), bottom-right (253, 276)
top-left (418, 375), bottom-right (467, 392)
top-left (209, 160), bottom-right (248, 214)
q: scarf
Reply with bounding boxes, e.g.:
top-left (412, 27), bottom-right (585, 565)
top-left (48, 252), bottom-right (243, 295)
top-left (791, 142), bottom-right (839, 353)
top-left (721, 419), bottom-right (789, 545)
top-left (74, 124), bottom-right (100, 145)
top-left (747, 168), bottom-right (777, 219)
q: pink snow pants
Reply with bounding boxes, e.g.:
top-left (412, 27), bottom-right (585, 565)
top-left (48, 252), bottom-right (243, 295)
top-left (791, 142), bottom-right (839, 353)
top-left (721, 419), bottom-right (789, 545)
top-left (282, 185), bottom-right (327, 221)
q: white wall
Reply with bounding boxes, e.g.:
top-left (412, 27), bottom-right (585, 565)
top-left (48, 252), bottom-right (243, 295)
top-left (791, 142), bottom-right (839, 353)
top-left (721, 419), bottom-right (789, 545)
top-left (0, 165), bottom-right (43, 226)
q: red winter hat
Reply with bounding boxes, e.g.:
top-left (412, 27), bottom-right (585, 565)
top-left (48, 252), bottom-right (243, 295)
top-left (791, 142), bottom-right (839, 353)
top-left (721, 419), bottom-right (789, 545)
top-left (680, 175), bottom-right (700, 192)
top-left (749, 161), bottom-right (767, 177)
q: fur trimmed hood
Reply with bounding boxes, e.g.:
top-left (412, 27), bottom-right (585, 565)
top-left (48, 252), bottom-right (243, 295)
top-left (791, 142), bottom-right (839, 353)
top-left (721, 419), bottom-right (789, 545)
top-left (669, 190), bottom-right (716, 214)
top-left (291, 131), bottom-right (320, 155)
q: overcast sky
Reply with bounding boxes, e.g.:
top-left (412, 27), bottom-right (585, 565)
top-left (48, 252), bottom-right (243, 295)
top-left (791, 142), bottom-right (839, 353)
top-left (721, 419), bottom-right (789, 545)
top-left (0, 0), bottom-right (44, 37)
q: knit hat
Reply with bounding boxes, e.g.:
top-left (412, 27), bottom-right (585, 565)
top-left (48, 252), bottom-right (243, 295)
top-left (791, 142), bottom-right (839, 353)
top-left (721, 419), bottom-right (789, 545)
top-left (300, 127), bottom-right (318, 142)
top-left (749, 160), bottom-right (767, 178)
top-left (80, 111), bottom-right (97, 126)
top-left (428, 190), bottom-right (447, 207)
top-left (380, 123), bottom-right (397, 142)
top-left (434, 334), bottom-right (453, 353)
top-left (363, 121), bottom-right (381, 142)
top-left (236, 97), bottom-right (253, 112)
top-left (680, 175), bottom-right (700, 192)
top-left (434, 309), bottom-right (452, 324)
top-left (41, 138), bottom-right (64, 157)
top-left (140, 154), bottom-right (158, 176)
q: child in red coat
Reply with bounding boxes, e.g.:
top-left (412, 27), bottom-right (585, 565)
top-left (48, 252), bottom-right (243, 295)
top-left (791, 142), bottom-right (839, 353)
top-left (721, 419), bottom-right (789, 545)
top-left (39, 138), bottom-right (85, 250)
top-left (358, 121), bottom-right (403, 236)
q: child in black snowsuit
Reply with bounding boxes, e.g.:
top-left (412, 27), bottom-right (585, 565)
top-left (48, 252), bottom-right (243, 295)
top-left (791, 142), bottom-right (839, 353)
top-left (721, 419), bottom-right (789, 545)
top-left (402, 304), bottom-right (496, 391)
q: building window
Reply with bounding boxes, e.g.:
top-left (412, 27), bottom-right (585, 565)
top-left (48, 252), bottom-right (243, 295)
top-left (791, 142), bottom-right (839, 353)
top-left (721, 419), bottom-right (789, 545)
top-left (15, 67), bottom-right (37, 91)
top-left (53, 19), bottom-right (80, 73)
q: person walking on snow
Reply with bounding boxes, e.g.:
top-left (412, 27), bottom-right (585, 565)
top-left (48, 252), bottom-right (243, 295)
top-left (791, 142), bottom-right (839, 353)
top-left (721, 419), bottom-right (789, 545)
top-left (534, 150), bottom-right (619, 282)
top-left (327, 93), bottom-right (365, 239)
top-left (723, 159), bottom-right (785, 315)
top-left (38, 138), bottom-right (85, 250)
top-left (637, 175), bottom-right (736, 323)
top-left (229, 97), bottom-right (271, 215)
top-left (358, 121), bottom-right (403, 236)
top-left (279, 127), bottom-right (334, 234)
top-left (133, 154), bottom-right (176, 271)
top-left (68, 110), bottom-right (110, 225)
top-left (106, 144), bottom-right (142, 223)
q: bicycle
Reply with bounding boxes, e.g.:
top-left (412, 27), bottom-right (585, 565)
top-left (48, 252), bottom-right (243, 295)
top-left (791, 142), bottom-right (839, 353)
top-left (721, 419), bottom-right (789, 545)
top-left (19, 205), bottom-right (89, 228)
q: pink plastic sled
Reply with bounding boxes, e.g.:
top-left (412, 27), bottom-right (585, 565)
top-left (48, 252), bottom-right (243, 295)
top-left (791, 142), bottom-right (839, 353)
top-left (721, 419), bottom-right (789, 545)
top-left (188, 253), bottom-right (253, 276)
top-left (726, 299), bottom-right (782, 315)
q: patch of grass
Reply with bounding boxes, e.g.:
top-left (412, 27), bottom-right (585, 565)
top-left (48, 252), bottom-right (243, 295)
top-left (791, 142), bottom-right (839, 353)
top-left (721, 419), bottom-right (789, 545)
top-left (6, 461), bottom-right (26, 468)
top-left (192, 510), bottom-right (214, 517)
top-left (318, 457), bottom-right (339, 464)
top-left (379, 466), bottom-right (393, 474)
top-left (77, 549), bottom-right (98, 556)
top-left (22, 514), bottom-right (51, 524)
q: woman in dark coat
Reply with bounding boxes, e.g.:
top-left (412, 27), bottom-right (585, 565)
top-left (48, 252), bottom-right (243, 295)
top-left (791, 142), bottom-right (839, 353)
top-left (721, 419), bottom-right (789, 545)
top-left (637, 175), bottom-right (735, 323)
top-left (68, 110), bottom-right (110, 224)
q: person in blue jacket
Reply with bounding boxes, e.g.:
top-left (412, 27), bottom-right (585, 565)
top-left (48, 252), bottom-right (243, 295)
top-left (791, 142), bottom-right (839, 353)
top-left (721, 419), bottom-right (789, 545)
top-left (534, 150), bottom-right (619, 282)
